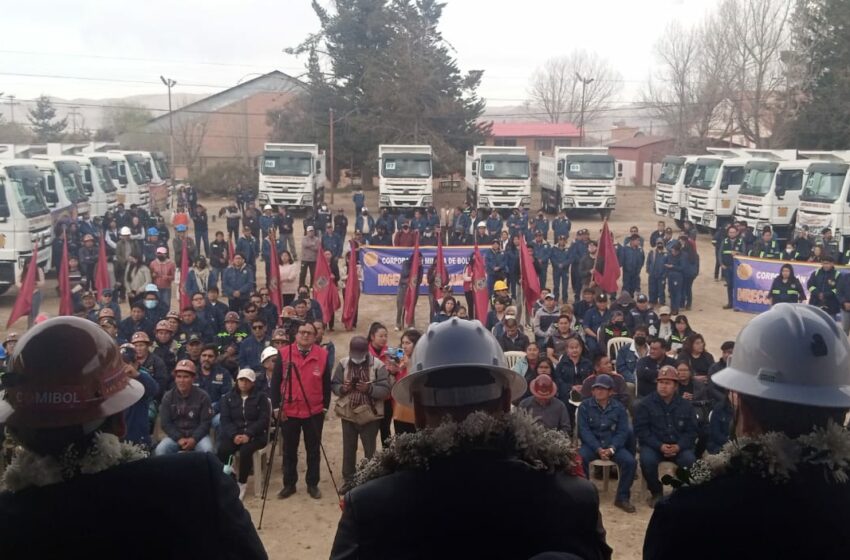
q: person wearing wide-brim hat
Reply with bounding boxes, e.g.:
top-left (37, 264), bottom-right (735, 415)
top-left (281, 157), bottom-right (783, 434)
top-left (517, 373), bottom-right (570, 433)
top-left (0, 316), bottom-right (267, 558)
top-left (330, 319), bottom-right (612, 560)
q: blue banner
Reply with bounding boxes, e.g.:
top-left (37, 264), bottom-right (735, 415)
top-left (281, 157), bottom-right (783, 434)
top-left (732, 255), bottom-right (848, 313)
top-left (360, 245), bottom-right (492, 295)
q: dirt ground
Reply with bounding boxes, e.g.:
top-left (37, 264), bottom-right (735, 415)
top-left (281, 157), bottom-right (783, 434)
top-left (0, 185), bottom-right (755, 559)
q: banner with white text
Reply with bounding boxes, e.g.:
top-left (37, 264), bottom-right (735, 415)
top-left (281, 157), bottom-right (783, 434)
top-left (360, 245), bottom-right (492, 295)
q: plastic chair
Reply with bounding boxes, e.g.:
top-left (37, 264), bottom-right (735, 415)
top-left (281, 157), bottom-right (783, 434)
top-left (607, 337), bottom-right (633, 362)
top-left (589, 459), bottom-right (618, 493)
top-left (503, 350), bottom-right (526, 370)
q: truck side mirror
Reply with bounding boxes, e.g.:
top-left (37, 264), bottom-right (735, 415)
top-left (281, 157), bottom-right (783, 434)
top-left (557, 160), bottom-right (564, 174)
top-left (617, 162), bottom-right (623, 178)
top-left (316, 161), bottom-right (322, 174)
top-left (84, 169), bottom-right (92, 183)
top-left (471, 161), bottom-right (478, 176)
top-left (775, 185), bottom-right (786, 199)
top-left (0, 187), bottom-right (9, 219)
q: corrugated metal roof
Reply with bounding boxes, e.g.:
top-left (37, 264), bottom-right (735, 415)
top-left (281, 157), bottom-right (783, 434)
top-left (607, 135), bottom-right (674, 149)
top-left (488, 122), bottom-right (581, 138)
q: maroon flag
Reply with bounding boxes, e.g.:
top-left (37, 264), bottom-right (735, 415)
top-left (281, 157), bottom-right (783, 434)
top-left (94, 234), bottom-right (111, 297)
top-left (58, 236), bottom-right (74, 316)
top-left (6, 243), bottom-right (39, 327)
top-left (471, 242), bottom-right (489, 323)
top-left (403, 233), bottom-right (421, 327)
top-left (313, 243), bottom-right (340, 325)
top-left (342, 241), bottom-right (360, 330)
top-left (434, 230), bottom-right (450, 299)
top-left (179, 238), bottom-right (190, 310)
top-left (267, 231), bottom-right (283, 322)
top-left (229, 238), bottom-right (236, 265)
top-left (593, 220), bottom-right (621, 293)
top-left (518, 238), bottom-right (541, 317)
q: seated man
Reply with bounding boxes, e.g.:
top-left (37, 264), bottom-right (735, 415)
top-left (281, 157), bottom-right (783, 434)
top-left (517, 374), bottom-right (571, 433)
top-left (195, 344), bottom-right (233, 429)
top-left (580, 355), bottom-right (629, 408)
top-left (634, 365), bottom-right (698, 507)
top-left (577, 374), bottom-right (637, 513)
top-left (634, 337), bottom-right (676, 400)
top-left (498, 316), bottom-right (530, 352)
top-left (156, 359), bottom-right (214, 455)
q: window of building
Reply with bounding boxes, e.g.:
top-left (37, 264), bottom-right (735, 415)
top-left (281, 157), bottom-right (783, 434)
top-left (535, 138), bottom-right (553, 151)
top-left (495, 138), bottom-right (517, 147)
top-left (554, 139), bottom-right (573, 147)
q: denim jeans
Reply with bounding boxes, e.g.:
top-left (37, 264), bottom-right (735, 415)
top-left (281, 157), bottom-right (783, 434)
top-left (552, 267), bottom-right (569, 302)
top-left (579, 444), bottom-right (637, 503)
top-left (648, 276), bottom-right (665, 305)
top-left (155, 435), bottom-right (214, 456)
top-left (158, 288), bottom-right (172, 312)
top-left (341, 419), bottom-right (380, 483)
top-left (639, 445), bottom-right (696, 496)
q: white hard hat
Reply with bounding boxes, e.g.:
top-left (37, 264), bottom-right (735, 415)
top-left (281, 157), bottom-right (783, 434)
top-left (120, 227), bottom-right (131, 236)
top-left (477, 221), bottom-right (487, 228)
top-left (392, 318), bottom-right (526, 407)
top-left (713, 303), bottom-right (850, 407)
top-left (261, 346), bottom-right (278, 364)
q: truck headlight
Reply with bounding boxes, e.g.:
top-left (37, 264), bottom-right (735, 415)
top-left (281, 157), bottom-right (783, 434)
top-left (303, 194), bottom-right (313, 202)
top-left (258, 194), bottom-right (269, 203)
top-left (606, 197), bottom-right (616, 207)
top-left (563, 197), bottom-right (575, 207)
top-left (380, 195), bottom-right (389, 203)
top-left (423, 196), bottom-right (433, 204)
top-left (521, 197), bottom-right (531, 204)
top-left (478, 197), bottom-right (489, 205)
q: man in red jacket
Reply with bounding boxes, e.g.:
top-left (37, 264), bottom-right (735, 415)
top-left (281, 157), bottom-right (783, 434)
top-left (270, 320), bottom-right (331, 499)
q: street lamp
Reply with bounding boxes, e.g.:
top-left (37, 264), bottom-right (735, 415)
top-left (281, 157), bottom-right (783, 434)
top-left (160, 75), bottom-right (177, 172)
top-left (576, 73), bottom-right (594, 147)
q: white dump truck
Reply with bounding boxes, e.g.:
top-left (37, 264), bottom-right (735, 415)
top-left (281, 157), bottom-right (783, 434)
top-left (465, 146), bottom-right (531, 211)
top-left (0, 157), bottom-right (54, 294)
top-left (378, 144), bottom-right (433, 210)
top-left (258, 143), bottom-right (326, 211)
top-left (42, 144), bottom-right (118, 217)
top-left (654, 155), bottom-right (699, 227)
top-left (96, 148), bottom-right (151, 208)
top-left (538, 147), bottom-right (620, 218)
top-left (795, 151), bottom-right (850, 251)
top-left (138, 150), bottom-right (171, 212)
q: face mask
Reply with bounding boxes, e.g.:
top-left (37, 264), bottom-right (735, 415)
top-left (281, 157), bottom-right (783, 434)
top-left (786, 246), bottom-right (794, 252)
top-left (634, 336), bottom-right (647, 346)
top-left (157, 256), bottom-right (166, 261)
top-left (144, 300), bottom-right (157, 309)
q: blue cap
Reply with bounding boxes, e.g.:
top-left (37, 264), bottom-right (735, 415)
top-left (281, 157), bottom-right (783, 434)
top-left (147, 227), bottom-right (159, 236)
top-left (591, 374), bottom-right (615, 389)
top-left (175, 224), bottom-right (187, 232)
top-left (144, 283), bottom-right (159, 293)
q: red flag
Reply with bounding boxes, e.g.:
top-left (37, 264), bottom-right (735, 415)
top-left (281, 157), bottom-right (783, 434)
top-left (313, 242), bottom-right (340, 325)
top-left (179, 238), bottom-right (190, 310)
top-left (518, 239), bottom-right (541, 317)
top-left (342, 241), bottom-right (360, 330)
top-left (229, 238), bottom-right (236, 265)
top-left (434, 231), bottom-right (450, 299)
top-left (58, 236), bottom-right (74, 316)
top-left (471, 242), bottom-right (489, 323)
top-left (6, 243), bottom-right (39, 328)
top-left (267, 231), bottom-right (283, 322)
top-left (94, 234), bottom-right (111, 296)
top-left (593, 220), bottom-right (621, 293)
top-left (403, 233), bottom-right (421, 327)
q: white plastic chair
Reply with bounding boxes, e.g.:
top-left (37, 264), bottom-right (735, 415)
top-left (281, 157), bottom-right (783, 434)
top-left (503, 350), bottom-right (526, 370)
top-left (607, 336), bottom-right (633, 362)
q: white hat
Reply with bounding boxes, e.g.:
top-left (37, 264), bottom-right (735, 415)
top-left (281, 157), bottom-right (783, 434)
top-left (263, 204), bottom-right (273, 210)
top-left (237, 368), bottom-right (257, 382)
top-left (120, 226), bottom-right (131, 236)
top-left (477, 221), bottom-right (487, 228)
top-left (361, 207), bottom-right (368, 213)
top-left (306, 225), bottom-right (315, 232)
top-left (261, 346), bottom-right (278, 364)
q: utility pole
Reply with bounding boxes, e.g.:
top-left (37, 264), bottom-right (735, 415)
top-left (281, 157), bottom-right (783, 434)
top-left (7, 95), bottom-right (18, 124)
top-left (329, 107), bottom-right (335, 204)
top-left (160, 76), bottom-right (177, 171)
top-left (69, 105), bottom-right (81, 135)
top-left (576, 73), bottom-right (594, 147)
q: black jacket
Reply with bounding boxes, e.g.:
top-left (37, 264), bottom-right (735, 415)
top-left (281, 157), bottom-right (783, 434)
top-left (330, 452), bottom-right (611, 560)
top-left (0, 453), bottom-right (267, 559)
top-left (219, 387), bottom-right (271, 443)
top-left (644, 468), bottom-right (850, 560)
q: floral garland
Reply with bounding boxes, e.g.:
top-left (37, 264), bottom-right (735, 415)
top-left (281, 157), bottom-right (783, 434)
top-left (3, 432), bottom-right (148, 492)
top-left (665, 421), bottom-right (850, 488)
top-left (353, 410), bottom-right (579, 487)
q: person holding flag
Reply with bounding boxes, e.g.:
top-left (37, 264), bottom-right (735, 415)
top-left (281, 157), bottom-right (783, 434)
top-left (313, 242), bottom-right (341, 330)
top-left (518, 236), bottom-right (542, 326)
top-left (95, 234), bottom-right (112, 298)
top-left (426, 230), bottom-right (450, 321)
top-left (266, 230), bottom-right (284, 317)
top-left (58, 234), bottom-right (75, 316)
top-left (342, 241), bottom-right (361, 331)
top-left (402, 233), bottom-right (423, 330)
top-left (8, 245), bottom-right (44, 329)
top-left (470, 242), bottom-right (490, 324)
top-left (593, 221), bottom-right (621, 297)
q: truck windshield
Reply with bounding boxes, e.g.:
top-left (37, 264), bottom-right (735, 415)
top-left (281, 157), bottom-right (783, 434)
top-left (382, 157), bottom-right (432, 179)
top-left (152, 156), bottom-right (170, 180)
top-left (56, 161), bottom-right (88, 203)
top-left (6, 166), bottom-right (50, 217)
top-left (658, 160), bottom-right (683, 185)
top-left (126, 155), bottom-right (151, 184)
top-left (683, 163), bottom-right (696, 186)
top-left (739, 162), bottom-right (778, 196)
top-left (689, 161), bottom-right (722, 189)
top-left (109, 160), bottom-right (127, 185)
top-left (480, 158), bottom-right (529, 179)
top-left (80, 163), bottom-right (95, 195)
top-left (801, 169), bottom-right (848, 203)
top-left (93, 163), bottom-right (118, 193)
top-left (262, 154), bottom-right (312, 177)
top-left (565, 157), bottom-right (615, 180)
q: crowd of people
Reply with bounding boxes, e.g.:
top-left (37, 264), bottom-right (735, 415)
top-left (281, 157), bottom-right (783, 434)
top-left (4, 187), bottom-right (850, 559)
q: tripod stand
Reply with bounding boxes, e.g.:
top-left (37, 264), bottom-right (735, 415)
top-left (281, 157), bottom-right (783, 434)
top-left (257, 329), bottom-right (340, 530)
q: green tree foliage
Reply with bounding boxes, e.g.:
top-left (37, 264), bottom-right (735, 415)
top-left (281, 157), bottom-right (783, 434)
top-left (98, 102), bottom-right (153, 140)
top-left (27, 95), bottom-right (68, 142)
top-left (190, 161), bottom-right (257, 196)
top-left (271, 0), bottom-right (489, 180)
top-left (789, 0), bottom-right (850, 147)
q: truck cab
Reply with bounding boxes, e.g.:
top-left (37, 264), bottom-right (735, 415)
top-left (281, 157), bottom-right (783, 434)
top-left (41, 144), bottom-right (118, 217)
top-left (258, 143), bottom-right (326, 211)
top-left (465, 146), bottom-right (531, 212)
top-left (378, 145), bottom-right (433, 210)
top-left (654, 155), bottom-right (698, 226)
top-left (0, 159), bottom-right (54, 294)
top-left (795, 151), bottom-right (850, 251)
top-left (29, 155), bottom-right (91, 227)
top-left (734, 152), bottom-right (809, 241)
top-left (138, 150), bottom-right (172, 212)
top-left (685, 148), bottom-right (752, 231)
top-left (539, 147), bottom-right (620, 218)
top-left (102, 150), bottom-right (151, 209)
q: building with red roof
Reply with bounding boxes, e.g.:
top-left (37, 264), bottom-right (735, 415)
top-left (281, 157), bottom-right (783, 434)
top-left (484, 122), bottom-right (581, 162)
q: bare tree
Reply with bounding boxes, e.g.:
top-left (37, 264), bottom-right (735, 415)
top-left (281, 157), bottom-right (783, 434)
top-left (527, 50), bottom-right (621, 125)
top-left (723, 0), bottom-right (792, 147)
top-left (171, 112), bottom-right (209, 176)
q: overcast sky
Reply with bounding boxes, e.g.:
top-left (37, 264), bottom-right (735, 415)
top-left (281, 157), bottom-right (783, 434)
top-left (0, 0), bottom-right (722, 112)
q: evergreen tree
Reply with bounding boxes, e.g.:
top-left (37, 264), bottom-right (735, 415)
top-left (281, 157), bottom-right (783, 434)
top-left (789, 0), bottom-right (850, 148)
top-left (27, 95), bottom-right (68, 142)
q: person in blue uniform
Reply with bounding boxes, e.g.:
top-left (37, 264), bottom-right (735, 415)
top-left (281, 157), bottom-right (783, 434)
top-left (767, 263), bottom-right (805, 305)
